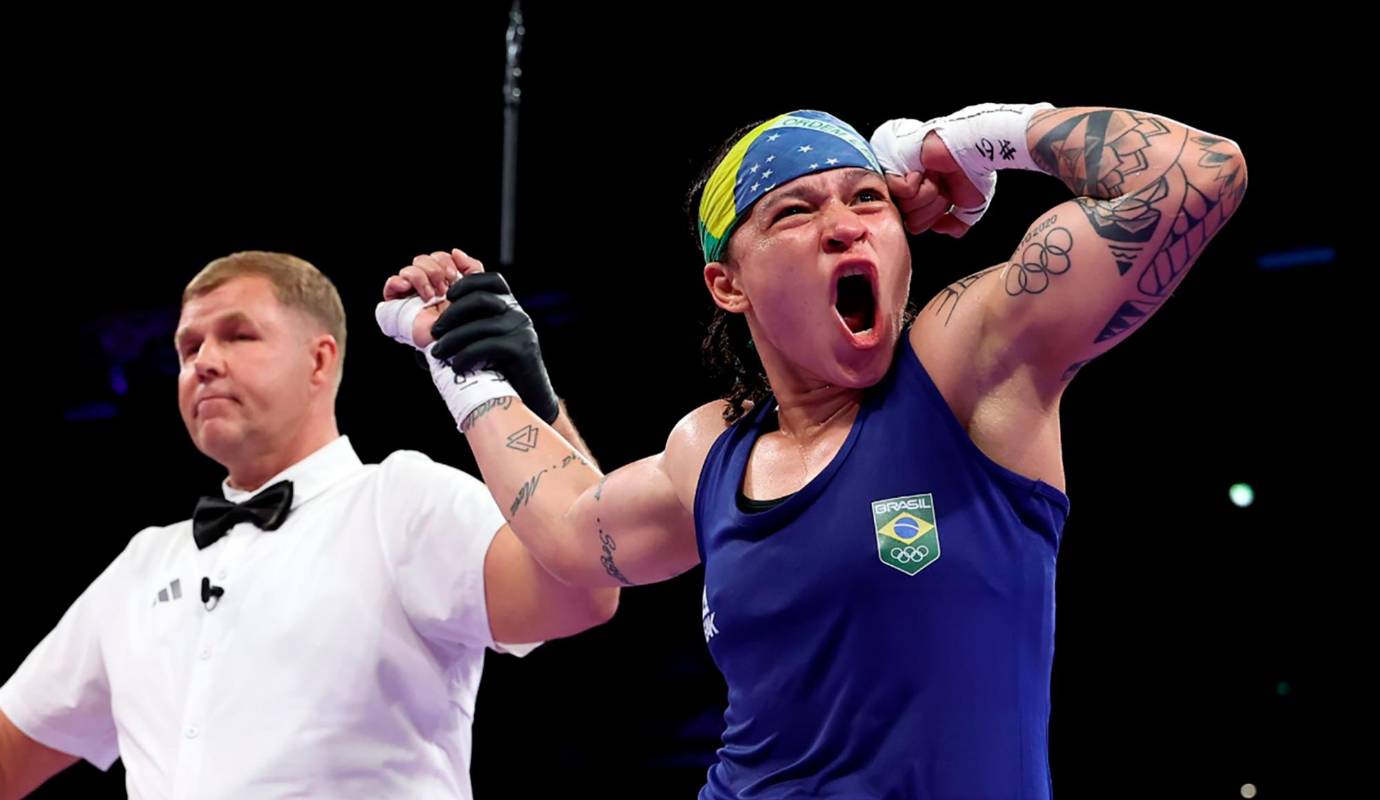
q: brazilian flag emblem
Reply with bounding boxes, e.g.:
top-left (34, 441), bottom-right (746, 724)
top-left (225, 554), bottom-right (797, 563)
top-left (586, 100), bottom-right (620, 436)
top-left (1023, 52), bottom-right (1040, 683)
top-left (871, 493), bottom-right (940, 576)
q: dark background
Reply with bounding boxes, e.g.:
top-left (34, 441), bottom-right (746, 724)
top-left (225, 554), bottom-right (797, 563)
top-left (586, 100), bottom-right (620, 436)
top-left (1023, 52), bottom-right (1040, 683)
top-left (7, 6), bottom-right (1347, 798)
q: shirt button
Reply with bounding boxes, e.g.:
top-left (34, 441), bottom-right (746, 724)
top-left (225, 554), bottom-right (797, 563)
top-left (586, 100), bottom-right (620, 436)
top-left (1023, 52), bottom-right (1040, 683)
top-left (185, 727), bottom-right (199, 739)
top-left (200, 648), bottom-right (212, 660)
top-left (217, 569), bottom-right (228, 580)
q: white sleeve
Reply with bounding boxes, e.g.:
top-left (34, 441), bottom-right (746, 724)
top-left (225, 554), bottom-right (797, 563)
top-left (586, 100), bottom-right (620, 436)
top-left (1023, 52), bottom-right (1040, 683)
top-left (0, 553), bottom-right (125, 770)
top-left (374, 450), bottom-right (540, 655)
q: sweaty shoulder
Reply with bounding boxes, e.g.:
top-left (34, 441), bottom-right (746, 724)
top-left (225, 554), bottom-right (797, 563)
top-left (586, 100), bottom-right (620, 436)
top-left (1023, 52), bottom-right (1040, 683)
top-left (662, 399), bottom-right (744, 511)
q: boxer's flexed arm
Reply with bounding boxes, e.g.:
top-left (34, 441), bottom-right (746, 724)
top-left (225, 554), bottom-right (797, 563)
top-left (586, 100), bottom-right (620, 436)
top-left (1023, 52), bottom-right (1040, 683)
top-left (377, 250), bottom-right (719, 588)
top-left (458, 395), bottom-right (720, 588)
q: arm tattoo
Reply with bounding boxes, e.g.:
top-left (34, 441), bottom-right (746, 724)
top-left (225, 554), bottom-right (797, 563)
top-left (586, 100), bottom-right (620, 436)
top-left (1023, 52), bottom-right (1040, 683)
top-left (539, 451), bottom-right (590, 473)
top-left (1019, 213), bottom-right (1061, 248)
top-left (925, 265), bottom-right (1002, 326)
top-left (459, 397), bottom-right (513, 433)
top-left (1075, 178), bottom-right (1168, 274)
top-left (1007, 225), bottom-right (1074, 296)
top-left (596, 516), bottom-right (635, 586)
top-left (1060, 359), bottom-right (1092, 382)
top-left (1133, 138), bottom-right (1246, 298)
top-left (1031, 110), bottom-right (1171, 198)
top-left (506, 425), bottom-right (539, 452)
top-left (1094, 299), bottom-right (1164, 343)
top-left (510, 470), bottom-right (546, 516)
top-left (1090, 136), bottom-right (1245, 344)
top-left (1031, 111), bottom-right (1247, 348)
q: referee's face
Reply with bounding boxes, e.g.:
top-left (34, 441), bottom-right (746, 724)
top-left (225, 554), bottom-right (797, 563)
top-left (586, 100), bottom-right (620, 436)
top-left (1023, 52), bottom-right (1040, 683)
top-left (175, 275), bottom-right (324, 469)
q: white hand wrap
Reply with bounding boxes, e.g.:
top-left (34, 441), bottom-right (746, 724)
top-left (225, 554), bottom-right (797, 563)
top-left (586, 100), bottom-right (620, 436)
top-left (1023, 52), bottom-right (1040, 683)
top-left (870, 102), bottom-right (1053, 226)
top-left (375, 296), bottom-right (518, 431)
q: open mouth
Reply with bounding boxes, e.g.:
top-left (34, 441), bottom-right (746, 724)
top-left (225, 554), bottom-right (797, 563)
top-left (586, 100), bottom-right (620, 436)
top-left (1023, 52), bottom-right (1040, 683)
top-left (834, 269), bottom-right (877, 336)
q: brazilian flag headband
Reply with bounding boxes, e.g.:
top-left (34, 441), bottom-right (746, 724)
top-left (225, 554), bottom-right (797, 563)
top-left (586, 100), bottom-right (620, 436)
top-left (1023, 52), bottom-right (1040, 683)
top-left (697, 110), bottom-right (883, 264)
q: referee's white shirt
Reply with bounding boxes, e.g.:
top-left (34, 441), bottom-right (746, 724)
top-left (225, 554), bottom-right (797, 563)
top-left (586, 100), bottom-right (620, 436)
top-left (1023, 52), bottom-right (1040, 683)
top-left (0, 436), bottom-right (533, 799)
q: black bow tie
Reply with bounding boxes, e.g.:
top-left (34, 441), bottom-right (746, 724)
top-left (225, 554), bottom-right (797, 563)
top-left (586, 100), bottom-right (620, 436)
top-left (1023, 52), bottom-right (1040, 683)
top-left (192, 480), bottom-right (294, 550)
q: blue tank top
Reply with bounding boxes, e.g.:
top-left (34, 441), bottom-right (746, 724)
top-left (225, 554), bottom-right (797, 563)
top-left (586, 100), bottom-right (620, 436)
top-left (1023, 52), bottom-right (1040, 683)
top-left (695, 334), bottom-right (1070, 799)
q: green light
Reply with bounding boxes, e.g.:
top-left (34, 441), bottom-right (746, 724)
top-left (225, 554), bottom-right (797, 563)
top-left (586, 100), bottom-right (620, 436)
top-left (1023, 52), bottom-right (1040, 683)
top-left (1230, 483), bottom-right (1255, 508)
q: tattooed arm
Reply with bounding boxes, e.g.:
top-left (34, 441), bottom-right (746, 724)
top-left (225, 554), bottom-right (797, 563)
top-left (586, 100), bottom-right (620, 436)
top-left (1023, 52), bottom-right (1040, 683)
top-left (918, 107), bottom-right (1247, 390)
top-left (903, 106), bottom-right (1246, 488)
top-left (1020, 107), bottom-right (1246, 381)
top-left (459, 396), bottom-right (720, 588)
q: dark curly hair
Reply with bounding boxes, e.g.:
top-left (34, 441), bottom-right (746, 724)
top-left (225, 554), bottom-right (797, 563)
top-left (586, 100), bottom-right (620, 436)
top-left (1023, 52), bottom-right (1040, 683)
top-left (686, 121), bottom-right (773, 424)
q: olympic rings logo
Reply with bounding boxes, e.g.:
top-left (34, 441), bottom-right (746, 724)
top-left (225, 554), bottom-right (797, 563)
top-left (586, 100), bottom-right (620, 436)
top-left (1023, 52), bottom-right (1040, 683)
top-left (890, 545), bottom-right (931, 563)
top-left (1007, 227), bottom-right (1074, 295)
